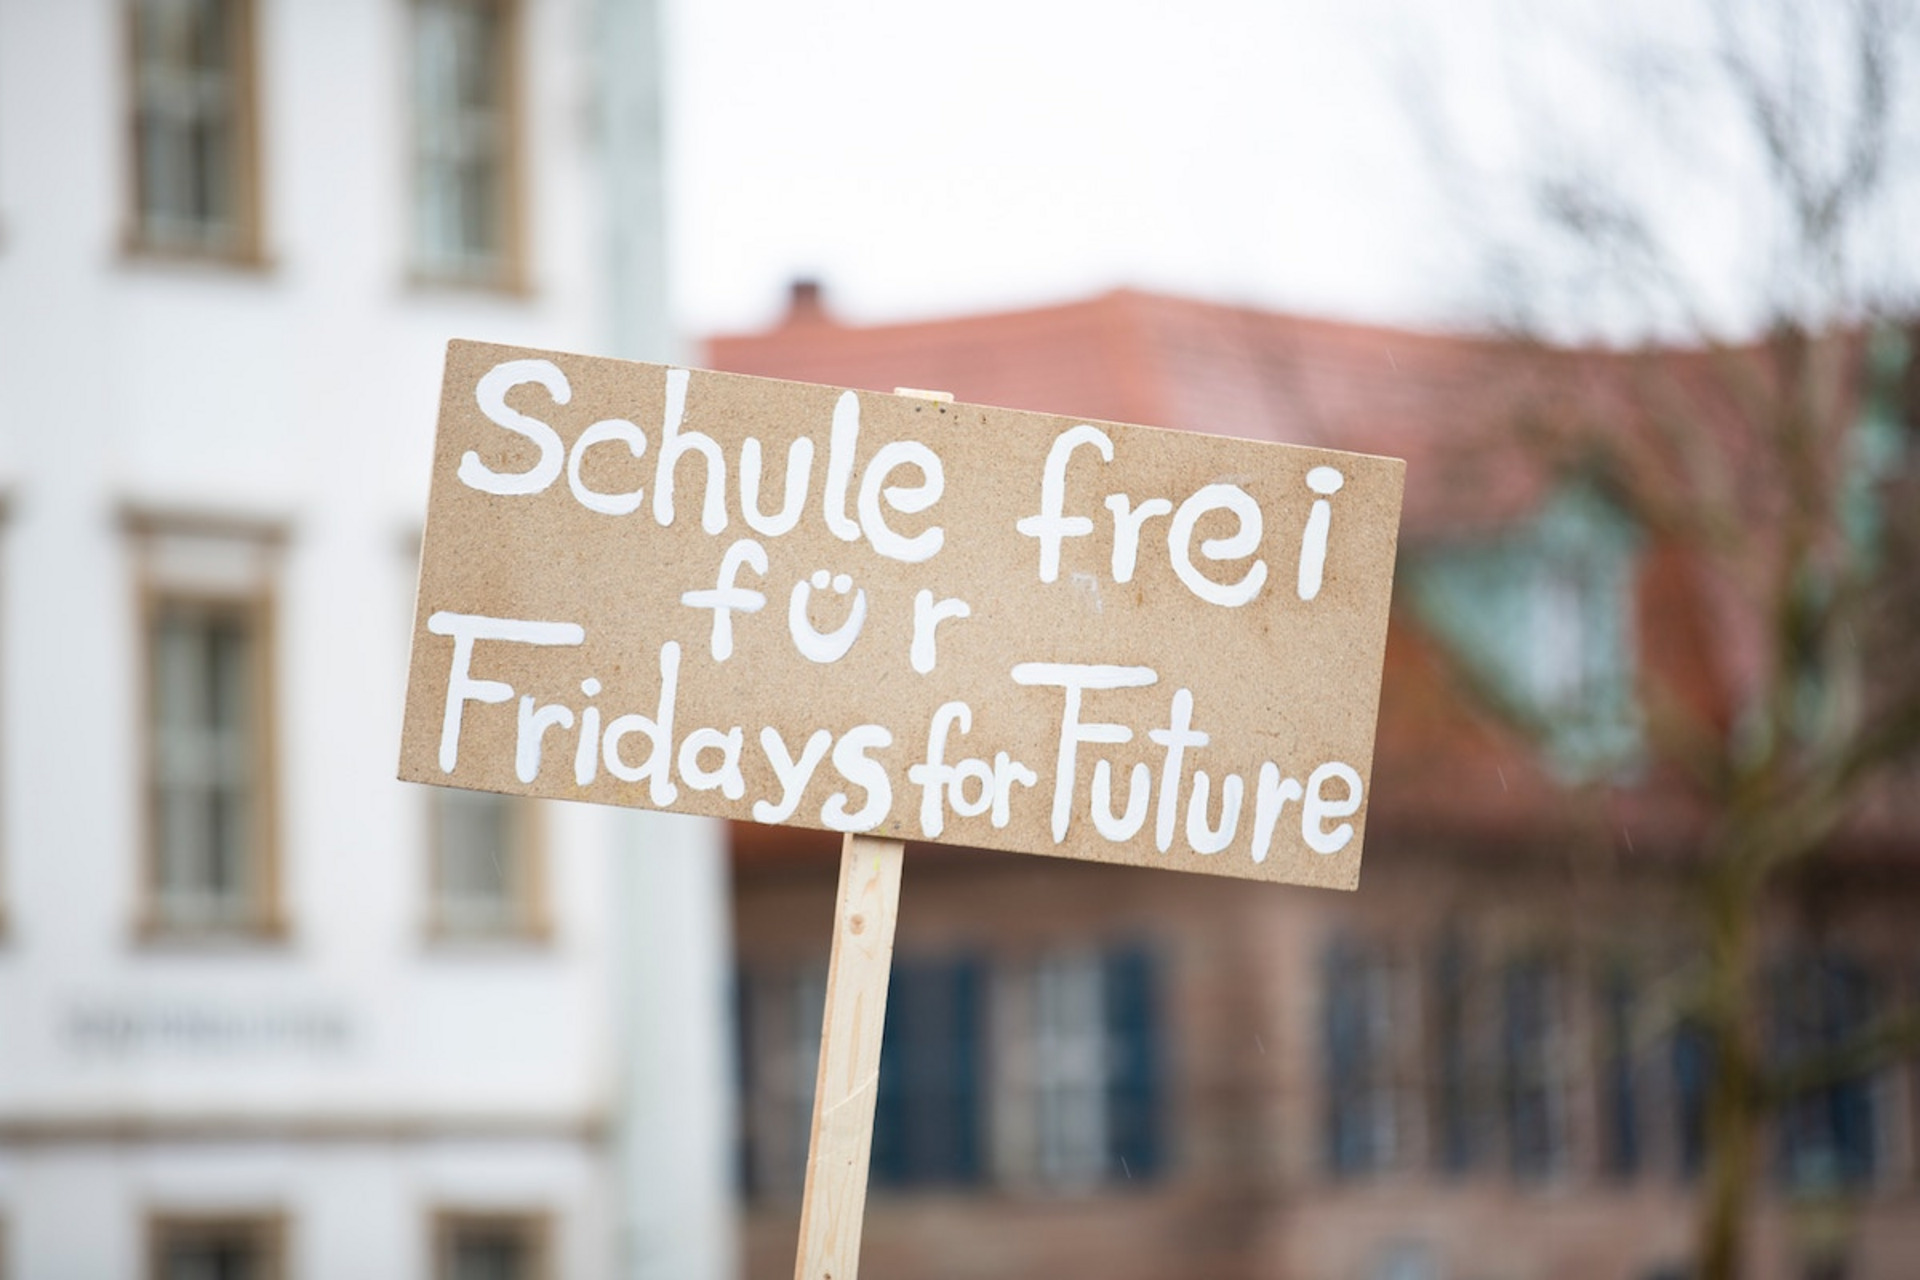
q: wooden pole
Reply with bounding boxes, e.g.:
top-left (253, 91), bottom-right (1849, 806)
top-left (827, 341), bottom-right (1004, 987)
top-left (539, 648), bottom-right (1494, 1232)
top-left (792, 832), bottom-right (905, 1280)
top-left (792, 387), bottom-right (944, 1280)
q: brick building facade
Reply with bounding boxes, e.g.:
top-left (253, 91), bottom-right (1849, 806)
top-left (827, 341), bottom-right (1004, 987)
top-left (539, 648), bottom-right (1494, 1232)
top-left (706, 285), bottom-right (1920, 1280)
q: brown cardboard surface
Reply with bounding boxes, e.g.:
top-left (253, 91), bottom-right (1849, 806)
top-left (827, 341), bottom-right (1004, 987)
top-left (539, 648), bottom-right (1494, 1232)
top-left (400, 341), bottom-right (1405, 890)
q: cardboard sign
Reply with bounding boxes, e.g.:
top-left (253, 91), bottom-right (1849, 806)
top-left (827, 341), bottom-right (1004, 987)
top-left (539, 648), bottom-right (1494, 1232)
top-left (400, 341), bottom-right (1404, 889)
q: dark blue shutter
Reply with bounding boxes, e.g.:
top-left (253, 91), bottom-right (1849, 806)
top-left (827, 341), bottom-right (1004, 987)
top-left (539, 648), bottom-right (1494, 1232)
top-left (1825, 958), bottom-right (1877, 1185)
top-left (1600, 969), bottom-right (1641, 1179)
top-left (1672, 1022), bottom-right (1711, 1180)
top-left (950, 957), bottom-right (983, 1183)
top-left (1502, 958), bottom-right (1554, 1180)
top-left (1104, 945), bottom-right (1162, 1183)
top-left (1323, 936), bottom-right (1370, 1176)
top-left (1432, 932), bottom-right (1473, 1175)
top-left (872, 962), bottom-right (909, 1188)
top-left (872, 957), bottom-right (986, 1189)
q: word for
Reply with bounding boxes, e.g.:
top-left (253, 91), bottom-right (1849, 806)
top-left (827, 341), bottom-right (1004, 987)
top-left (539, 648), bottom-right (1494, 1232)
top-left (679, 541), bottom-right (971, 672)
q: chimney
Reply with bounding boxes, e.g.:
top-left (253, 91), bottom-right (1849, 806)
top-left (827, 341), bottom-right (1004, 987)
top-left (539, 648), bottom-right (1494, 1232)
top-left (784, 278), bottom-right (830, 326)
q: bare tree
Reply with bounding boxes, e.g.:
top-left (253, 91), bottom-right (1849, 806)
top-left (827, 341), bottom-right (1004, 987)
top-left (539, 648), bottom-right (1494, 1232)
top-left (1405, 2), bottom-right (1920, 1275)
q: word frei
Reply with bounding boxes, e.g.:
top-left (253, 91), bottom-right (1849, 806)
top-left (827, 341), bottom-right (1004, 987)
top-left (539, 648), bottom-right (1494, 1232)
top-left (428, 611), bottom-right (1364, 864)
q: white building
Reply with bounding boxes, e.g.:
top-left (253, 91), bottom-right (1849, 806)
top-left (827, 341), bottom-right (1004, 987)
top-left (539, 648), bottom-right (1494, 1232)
top-left (0, 2), bottom-right (735, 1277)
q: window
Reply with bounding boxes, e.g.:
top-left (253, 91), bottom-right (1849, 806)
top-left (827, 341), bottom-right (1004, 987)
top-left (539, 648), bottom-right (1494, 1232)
top-left (127, 0), bottom-right (261, 259)
top-left (1325, 937), bottom-right (1409, 1177)
top-left (736, 963), bottom-right (827, 1199)
top-left (409, 0), bottom-right (521, 288)
top-left (1409, 487), bottom-right (1640, 775)
top-left (1774, 952), bottom-right (1880, 1190)
top-left (1371, 1242), bottom-right (1438, 1280)
top-left (129, 511), bottom-right (283, 939)
top-left (991, 947), bottom-right (1162, 1190)
top-left (737, 946), bottom-right (1161, 1200)
top-left (0, 494), bottom-right (10, 939)
top-left (148, 1213), bottom-right (283, 1280)
top-left (433, 1212), bottom-right (548, 1280)
top-left (428, 789), bottom-right (545, 939)
top-left (1501, 956), bottom-right (1569, 1180)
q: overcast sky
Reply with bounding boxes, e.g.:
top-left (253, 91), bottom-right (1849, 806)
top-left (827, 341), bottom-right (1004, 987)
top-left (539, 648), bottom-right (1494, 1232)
top-left (662, 0), bottom-right (1920, 344)
top-left (662, 0), bottom-right (1499, 337)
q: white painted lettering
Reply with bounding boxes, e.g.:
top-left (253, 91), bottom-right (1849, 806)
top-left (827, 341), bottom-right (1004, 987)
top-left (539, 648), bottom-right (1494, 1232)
top-left (1167, 483), bottom-right (1267, 607)
top-left (1104, 494), bottom-right (1173, 583)
top-left (823, 724), bottom-right (893, 832)
top-left (678, 726), bottom-right (746, 799)
top-left (822, 391), bottom-right (863, 542)
top-left (600, 641), bottom-right (681, 806)
top-left (788, 569), bottom-right (866, 663)
top-left (1148, 688), bottom-right (1208, 853)
top-left (908, 701), bottom-right (971, 839)
top-left (1012, 661), bottom-right (1158, 842)
top-left (566, 418), bottom-right (647, 515)
top-left (459, 360), bottom-right (570, 496)
top-left (739, 436), bottom-right (813, 537)
top-left (1297, 466), bottom-right (1344, 601)
top-left (516, 695), bottom-right (575, 784)
top-left (756, 727), bottom-right (833, 824)
top-left (1251, 762), bottom-right (1304, 864)
top-left (858, 440), bottom-right (945, 563)
top-left (652, 368), bottom-right (728, 534)
top-left (427, 611), bottom-right (584, 773)
top-left (990, 753), bottom-right (1037, 827)
top-left (1185, 770), bottom-right (1243, 854)
top-left (681, 539), bottom-right (768, 661)
top-left (1091, 759), bottom-right (1152, 842)
top-left (910, 590), bottom-right (971, 674)
top-left (574, 677), bottom-right (603, 786)
top-left (1302, 761), bottom-right (1363, 854)
top-left (1016, 425), bottom-right (1113, 582)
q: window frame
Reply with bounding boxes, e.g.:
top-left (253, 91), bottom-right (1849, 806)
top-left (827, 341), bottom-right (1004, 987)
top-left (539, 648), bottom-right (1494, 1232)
top-left (985, 942), bottom-right (1164, 1193)
top-left (1324, 934), bottom-right (1414, 1179)
top-left (127, 508), bottom-right (286, 944)
top-left (431, 1208), bottom-right (552, 1280)
top-left (0, 492), bottom-right (11, 943)
top-left (122, 0), bottom-right (267, 265)
top-left (1499, 952), bottom-right (1573, 1183)
top-left (405, 0), bottom-right (528, 293)
top-left (737, 960), bottom-right (828, 1201)
top-left (147, 1210), bottom-right (286, 1280)
top-left (424, 787), bottom-right (550, 944)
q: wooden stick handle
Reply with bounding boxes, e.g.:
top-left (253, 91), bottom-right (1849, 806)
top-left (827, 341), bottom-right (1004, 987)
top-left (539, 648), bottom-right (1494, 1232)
top-left (792, 832), bottom-right (905, 1280)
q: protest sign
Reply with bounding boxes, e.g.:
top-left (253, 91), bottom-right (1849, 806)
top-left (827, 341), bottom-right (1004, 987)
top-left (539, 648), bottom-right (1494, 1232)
top-left (400, 340), bottom-right (1404, 891)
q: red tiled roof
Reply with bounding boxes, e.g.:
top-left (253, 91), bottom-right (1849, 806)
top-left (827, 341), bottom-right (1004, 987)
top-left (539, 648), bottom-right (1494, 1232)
top-left (706, 286), bottom-right (1564, 540)
top-left (703, 284), bottom-right (1917, 858)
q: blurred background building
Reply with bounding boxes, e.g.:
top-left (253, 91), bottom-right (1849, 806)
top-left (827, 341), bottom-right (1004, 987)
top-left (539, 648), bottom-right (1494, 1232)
top-left (0, 1), bottom-right (733, 1278)
top-left (709, 283), bottom-right (1920, 1280)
